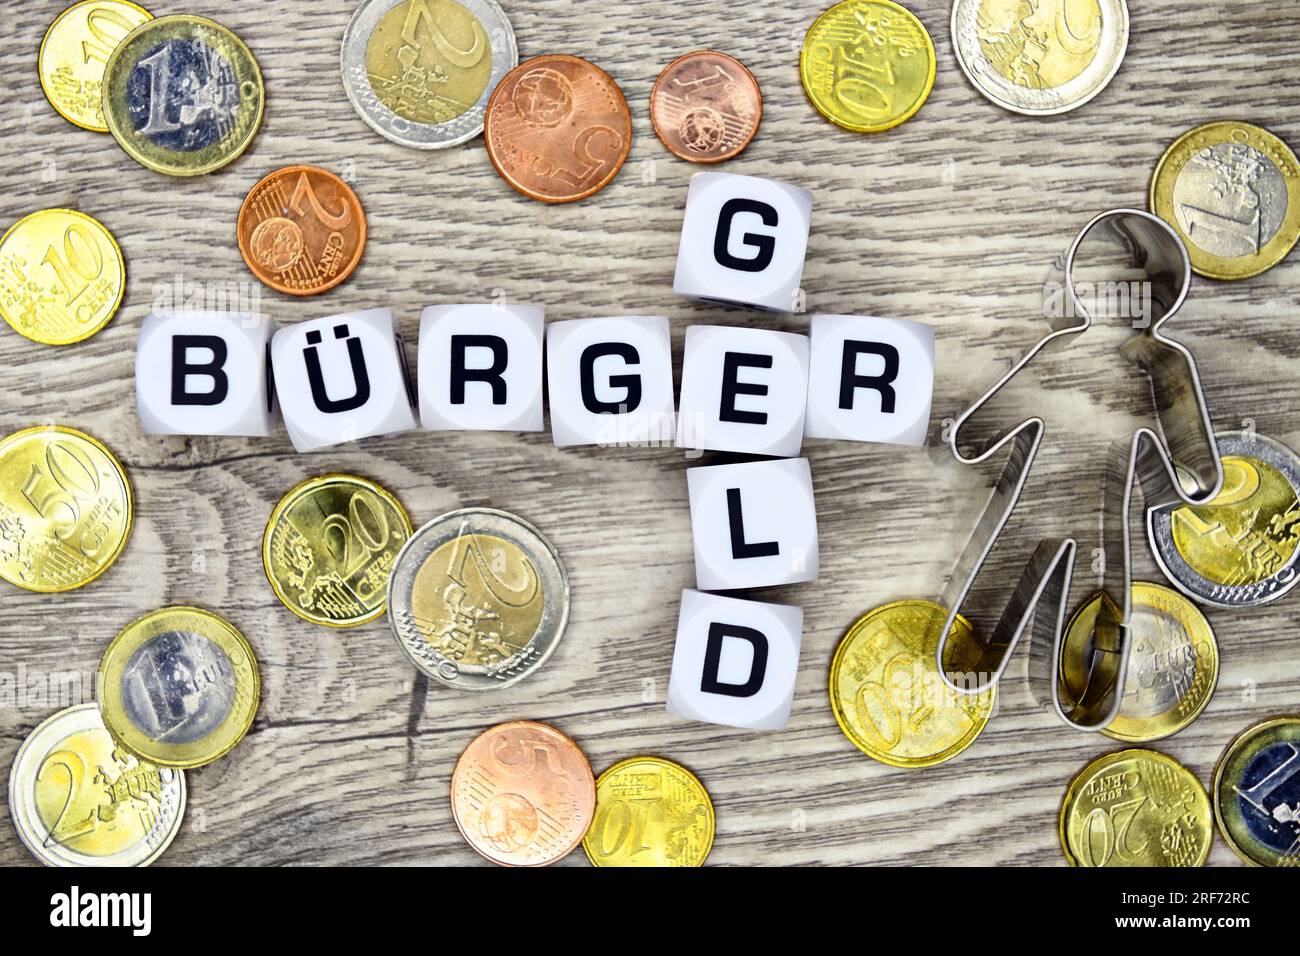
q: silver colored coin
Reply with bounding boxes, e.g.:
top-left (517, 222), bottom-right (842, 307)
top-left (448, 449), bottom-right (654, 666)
top-left (388, 508), bottom-right (570, 690)
top-left (951, 0), bottom-right (1129, 115)
top-left (8, 704), bottom-right (185, 867)
top-left (1148, 431), bottom-right (1300, 608)
top-left (1171, 142), bottom-right (1291, 259)
top-left (341, 0), bottom-right (517, 149)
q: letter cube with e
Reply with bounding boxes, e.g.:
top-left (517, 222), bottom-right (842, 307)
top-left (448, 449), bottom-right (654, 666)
top-left (805, 314), bottom-right (935, 447)
top-left (677, 325), bottom-right (809, 457)
top-left (419, 303), bottom-right (544, 432)
top-left (271, 308), bottom-right (416, 452)
top-left (667, 589), bottom-right (803, 731)
top-left (546, 315), bottom-right (675, 448)
top-left (687, 458), bottom-right (819, 590)
top-left (136, 311), bottom-right (278, 436)
top-left (673, 172), bottom-right (812, 313)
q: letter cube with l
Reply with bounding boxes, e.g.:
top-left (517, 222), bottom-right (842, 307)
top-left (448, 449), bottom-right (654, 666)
top-left (137, 311), bottom-right (278, 436)
top-left (805, 314), bottom-right (935, 446)
top-left (419, 304), bottom-right (544, 432)
top-left (667, 589), bottom-right (803, 731)
top-left (687, 458), bottom-right (819, 590)
top-left (546, 315), bottom-right (675, 448)
top-left (677, 325), bottom-right (809, 457)
top-left (270, 308), bottom-right (416, 452)
top-left (673, 172), bottom-right (812, 313)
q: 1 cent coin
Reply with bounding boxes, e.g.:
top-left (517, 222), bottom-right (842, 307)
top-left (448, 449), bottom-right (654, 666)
top-left (650, 51), bottom-right (761, 163)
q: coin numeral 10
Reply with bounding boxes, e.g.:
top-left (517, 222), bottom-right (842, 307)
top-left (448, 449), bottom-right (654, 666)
top-left (591, 797), bottom-right (656, 859)
top-left (42, 223), bottom-right (104, 310)
top-left (21, 441), bottom-right (105, 555)
top-left (80, 7), bottom-right (138, 65)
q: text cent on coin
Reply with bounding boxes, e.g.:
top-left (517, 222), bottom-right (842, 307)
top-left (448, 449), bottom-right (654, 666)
top-left (650, 51), bottom-right (761, 164)
top-left (583, 757), bottom-right (715, 867)
top-left (1213, 716), bottom-right (1300, 867)
top-left (40, 0), bottom-right (153, 132)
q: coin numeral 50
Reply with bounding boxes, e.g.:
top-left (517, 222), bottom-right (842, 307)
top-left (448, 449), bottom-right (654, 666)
top-left (21, 441), bottom-right (105, 555)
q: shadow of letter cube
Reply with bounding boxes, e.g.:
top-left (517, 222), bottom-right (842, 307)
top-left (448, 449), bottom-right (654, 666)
top-left (805, 314), bottom-right (934, 446)
top-left (677, 325), bottom-right (809, 457)
top-left (418, 304), bottom-right (544, 432)
top-left (546, 315), bottom-right (675, 448)
top-left (687, 458), bottom-right (818, 590)
top-left (270, 308), bottom-right (416, 452)
top-left (137, 311), bottom-right (278, 436)
top-left (673, 172), bottom-right (812, 312)
top-left (667, 589), bottom-right (803, 731)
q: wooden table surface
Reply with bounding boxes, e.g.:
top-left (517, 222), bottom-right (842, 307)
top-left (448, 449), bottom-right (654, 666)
top-left (1, 0), bottom-right (1297, 866)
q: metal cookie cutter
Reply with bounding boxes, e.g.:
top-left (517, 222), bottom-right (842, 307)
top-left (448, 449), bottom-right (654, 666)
top-left (936, 209), bottom-right (1224, 731)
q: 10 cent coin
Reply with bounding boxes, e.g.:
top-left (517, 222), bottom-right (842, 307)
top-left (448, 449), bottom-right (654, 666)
top-left (583, 756), bottom-right (715, 867)
top-left (39, 0), bottom-right (153, 132)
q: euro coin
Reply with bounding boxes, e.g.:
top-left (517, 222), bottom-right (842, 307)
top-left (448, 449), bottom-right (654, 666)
top-left (387, 508), bottom-right (569, 690)
top-left (341, 0), bottom-right (517, 149)
top-left (263, 473), bottom-right (412, 627)
top-left (1148, 431), bottom-right (1300, 608)
top-left (650, 51), bottom-right (761, 163)
top-left (1213, 716), bottom-right (1300, 867)
top-left (951, 0), bottom-right (1128, 115)
top-left (1150, 121), bottom-right (1300, 280)
top-left (0, 209), bottom-right (125, 345)
top-left (1060, 749), bottom-right (1212, 867)
top-left (39, 1), bottom-right (152, 132)
top-left (1060, 582), bottom-right (1217, 743)
top-left (583, 757), bottom-right (714, 867)
top-left (800, 0), bottom-right (935, 133)
top-left (829, 600), bottom-right (995, 768)
top-left (450, 720), bottom-right (595, 866)
top-left (98, 606), bottom-right (260, 769)
top-left (8, 704), bottom-right (185, 867)
top-left (0, 425), bottom-right (132, 592)
top-left (103, 15), bottom-right (264, 176)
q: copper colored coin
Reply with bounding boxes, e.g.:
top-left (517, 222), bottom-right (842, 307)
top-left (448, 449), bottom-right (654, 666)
top-left (650, 51), bottom-right (761, 163)
top-left (484, 54), bottom-right (632, 204)
top-left (237, 165), bottom-right (366, 297)
top-left (450, 720), bottom-right (595, 866)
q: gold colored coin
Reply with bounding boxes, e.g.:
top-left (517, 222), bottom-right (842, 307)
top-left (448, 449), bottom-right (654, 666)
top-left (582, 757), bottom-right (715, 867)
top-left (1061, 583), bottom-right (1218, 743)
top-left (1150, 121), bottom-right (1300, 280)
top-left (39, 1), bottom-right (153, 132)
top-left (829, 600), bottom-right (995, 768)
top-left (800, 0), bottom-right (936, 133)
top-left (0, 209), bottom-right (125, 345)
top-left (99, 606), bottom-right (260, 769)
top-left (1060, 748), bottom-right (1213, 867)
top-left (0, 426), bottom-right (132, 592)
top-left (1213, 716), bottom-right (1300, 867)
top-left (263, 474), bottom-right (413, 628)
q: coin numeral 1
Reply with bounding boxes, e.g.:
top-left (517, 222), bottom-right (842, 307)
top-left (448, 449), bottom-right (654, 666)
top-left (138, 44), bottom-right (181, 135)
top-left (21, 440), bottom-right (104, 553)
top-left (1235, 742), bottom-right (1300, 816)
top-left (42, 223), bottom-right (104, 309)
top-left (81, 7), bottom-right (137, 65)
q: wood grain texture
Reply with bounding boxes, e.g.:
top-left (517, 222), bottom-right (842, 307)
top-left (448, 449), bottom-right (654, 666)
top-left (1, 0), bottom-right (1298, 866)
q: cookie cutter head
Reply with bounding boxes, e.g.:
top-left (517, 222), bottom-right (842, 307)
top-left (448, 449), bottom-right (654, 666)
top-left (936, 209), bottom-right (1223, 731)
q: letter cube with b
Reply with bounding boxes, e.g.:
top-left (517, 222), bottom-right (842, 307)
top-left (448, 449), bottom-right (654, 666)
top-left (805, 314), bottom-right (935, 447)
top-left (546, 315), bottom-right (675, 448)
top-left (136, 311), bottom-right (278, 436)
top-left (419, 304), bottom-right (544, 432)
top-left (270, 308), bottom-right (416, 452)
top-left (667, 589), bottom-right (803, 731)
top-left (673, 172), bottom-right (812, 313)
top-left (687, 458), bottom-right (819, 590)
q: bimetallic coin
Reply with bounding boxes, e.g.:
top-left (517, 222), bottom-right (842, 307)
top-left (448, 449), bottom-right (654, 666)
top-left (1213, 716), bottom-right (1300, 867)
top-left (103, 15), bottom-right (264, 176)
top-left (99, 607), bottom-right (260, 769)
top-left (263, 474), bottom-right (412, 628)
top-left (451, 721), bottom-right (595, 866)
top-left (388, 508), bottom-right (569, 690)
top-left (951, 0), bottom-right (1128, 116)
top-left (238, 166), bottom-right (368, 297)
top-left (484, 54), bottom-right (633, 203)
top-left (1060, 749), bottom-right (1213, 867)
top-left (800, 0), bottom-right (936, 133)
top-left (1148, 431), bottom-right (1300, 608)
top-left (650, 51), bottom-right (762, 164)
top-left (1061, 583), bottom-right (1218, 743)
top-left (1151, 122), bottom-right (1300, 280)
top-left (0, 209), bottom-right (125, 345)
top-left (8, 704), bottom-right (185, 867)
top-left (583, 757), bottom-right (714, 867)
top-left (342, 0), bottom-right (517, 149)
top-left (0, 426), bottom-right (132, 592)
top-left (829, 600), bottom-right (995, 768)
top-left (39, 1), bottom-right (153, 132)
